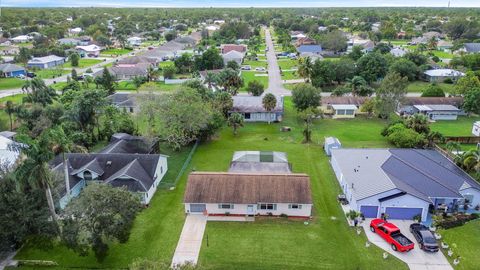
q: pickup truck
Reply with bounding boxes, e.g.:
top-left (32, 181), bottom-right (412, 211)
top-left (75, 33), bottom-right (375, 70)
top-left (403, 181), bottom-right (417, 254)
top-left (370, 219), bottom-right (415, 252)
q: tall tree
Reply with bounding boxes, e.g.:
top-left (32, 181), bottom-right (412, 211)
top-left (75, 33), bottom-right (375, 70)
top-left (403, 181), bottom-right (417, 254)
top-left (5, 101), bottom-right (16, 131)
top-left (291, 83), bottom-right (322, 111)
top-left (356, 52), bottom-right (388, 83)
top-left (247, 80), bottom-right (264, 96)
top-left (70, 52), bottom-right (80, 67)
top-left (227, 113), bottom-right (244, 136)
top-left (262, 93), bottom-right (277, 124)
top-left (297, 57), bottom-right (313, 83)
top-left (21, 78), bottom-right (57, 106)
top-left (95, 67), bottom-right (116, 95)
top-left (375, 72), bottom-right (408, 119)
top-left (218, 68), bottom-right (244, 95)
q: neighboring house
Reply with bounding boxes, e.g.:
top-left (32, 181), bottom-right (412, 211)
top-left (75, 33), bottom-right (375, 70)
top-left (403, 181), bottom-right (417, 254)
top-left (463, 43), bottom-right (480, 54)
top-left (330, 104), bottom-right (358, 119)
top-left (0, 131), bottom-right (16, 140)
top-left (0, 37), bottom-right (11, 46)
top-left (318, 26), bottom-right (328, 32)
top-left (0, 134), bottom-right (22, 169)
top-left (324, 137), bottom-right (341, 156)
top-left (359, 40), bottom-right (375, 53)
top-left (107, 93), bottom-right (138, 113)
top-left (52, 152), bottom-right (168, 209)
top-left (68, 27), bottom-right (83, 35)
top-left (297, 45), bottom-right (322, 55)
top-left (220, 44), bottom-right (247, 54)
top-left (58, 38), bottom-right (82, 46)
top-left (295, 37), bottom-right (316, 47)
top-left (222, 50), bottom-right (245, 65)
top-left (411, 104), bottom-right (461, 121)
top-left (127, 37), bottom-right (143, 46)
top-left (331, 148), bottom-right (480, 222)
top-left (398, 97), bottom-right (464, 119)
top-left (423, 69), bottom-right (465, 83)
top-left (76, 44), bottom-right (102, 57)
top-left (299, 52), bottom-right (323, 61)
top-left (290, 31), bottom-right (306, 40)
top-left (99, 133), bottom-right (159, 154)
top-left (228, 151), bottom-right (292, 173)
top-left (142, 40), bottom-right (187, 61)
top-left (321, 96), bottom-right (369, 116)
top-left (0, 46), bottom-right (19, 56)
top-left (472, 121), bottom-right (480, 137)
top-left (27, 55), bottom-right (65, 69)
top-left (10, 35), bottom-right (32, 43)
top-left (0, 63), bottom-right (26, 78)
top-left (437, 40), bottom-right (453, 51)
top-left (231, 95), bottom-right (284, 122)
top-left (390, 47), bottom-right (407, 57)
top-left (116, 56), bottom-right (159, 67)
top-left (174, 36), bottom-right (197, 48)
top-left (94, 64), bottom-right (149, 80)
top-left (184, 172), bottom-right (313, 217)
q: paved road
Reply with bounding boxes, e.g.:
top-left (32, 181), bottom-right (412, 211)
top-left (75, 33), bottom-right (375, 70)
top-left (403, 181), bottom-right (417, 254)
top-left (264, 28), bottom-right (290, 96)
top-left (171, 215), bottom-right (207, 267)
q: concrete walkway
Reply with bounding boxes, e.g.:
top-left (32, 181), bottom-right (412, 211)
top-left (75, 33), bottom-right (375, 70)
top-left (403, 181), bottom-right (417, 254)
top-left (264, 28), bottom-right (291, 96)
top-left (0, 251), bottom-right (17, 270)
top-left (362, 219), bottom-right (453, 270)
top-left (171, 215), bottom-right (207, 268)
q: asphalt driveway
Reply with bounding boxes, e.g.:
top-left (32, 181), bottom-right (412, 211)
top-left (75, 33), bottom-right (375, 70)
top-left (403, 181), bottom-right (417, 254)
top-left (362, 219), bottom-right (453, 270)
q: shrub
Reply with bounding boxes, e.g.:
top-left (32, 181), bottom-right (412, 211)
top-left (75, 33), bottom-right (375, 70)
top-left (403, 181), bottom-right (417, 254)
top-left (280, 213), bottom-right (288, 218)
top-left (422, 83), bottom-right (446, 97)
top-left (387, 125), bottom-right (425, 148)
top-left (443, 78), bottom-right (454, 84)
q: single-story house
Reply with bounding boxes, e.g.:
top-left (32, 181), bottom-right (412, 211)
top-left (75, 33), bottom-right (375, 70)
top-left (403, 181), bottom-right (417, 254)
top-left (463, 43), bottom-right (480, 54)
top-left (331, 149), bottom-right (480, 222)
top-left (437, 40), bottom-right (453, 51)
top-left (76, 44), bottom-right (102, 57)
top-left (10, 35), bottom-right (32, 43)
top-left (141, 41), bottom-right (187, 61)
top-left (472, 121), bottom-right (480, 137)
top-left (412, 104), bottom-right (461, 121)
top-left (321, 96), bottom-right (369, 116)
top-left (324, 137), bottom-right (341, 156)
top-left (228, 151), bottom-right (292, 173)
top-left (116, 56), bottom-right (159, 67)
top-left (297, 45), bottom-right (322, 55)
top-left (27, 55), bottom-right (65, 69)
top-left (222, 50), bottom-right (245, 65)
top-left (0, 134), bottom-right (22, 169)
top-left (290, 31), bottom-right (306, 40)
top-left (423, 69), bottom-right (465, 83)
top-left (184, 172), bottom-right (312, 217)
top-left (299, 52), bottom-right (323, 61)
top-left (0, 37), bottom-right (11, 46)
top-left (0, 131), bottom-right (16, 140)
top-left (52, 152), bottom-right (168, 209)
top-left (0, 63), bottom-right (26, 78)
top-left (127, 37), bottom-right (142, 46)
top-left (220, 44), bottom-right (247, 54)
top-left (107, 93), bottom-right (138, 113)
top-left (94, 64), bottom-right (149, 80)
top-left (0, 46), bottom-right (19, 56)
top-left (390, 47), bottom-right (407, 57)
top-left (331, 104), bottom-right (358, 119)
top-left (68, 27), bottom-right (83, 35)
top-left (99, 133), bottom-right (159, 154)
top-left (231, 95), bottom-right (284, 122)
top-left (295, 37), bottom-right (316, 47)
top-left (58, 38), bottom-right (82, 46)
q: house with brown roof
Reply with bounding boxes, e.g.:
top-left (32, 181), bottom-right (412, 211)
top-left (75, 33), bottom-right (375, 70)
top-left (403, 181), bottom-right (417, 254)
top-left (321, 96), bottom-right (369, 118)
top-left (295, 37), bottom-right (316, 47)
top-left (184, 172), bottom-right (312, 218)
top-left (220, 44), bottom-right (247, 54)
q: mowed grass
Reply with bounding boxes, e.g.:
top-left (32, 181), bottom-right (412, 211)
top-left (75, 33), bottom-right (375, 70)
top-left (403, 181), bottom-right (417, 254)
top-left (278, 59), bottom-right (298, 70)
top-left (431, 116), bottom-right (480, 136)
top-left (406, 81), bottom-right (455, 93)
top-left (241, 71), bottom-right (268, 91)
top-left (0, 94), bottom-right (25, 130)
top-left (243, 60), bottom-right (267, 68)
top-left (0, 77), bottom-right (24, 90)
top-left (281, 70), bottom-right (299, 81)
top-left (63, 58), bottom-right (103, 69)
top-left (100, 48), bottom-right (132, 56)
top-left (15, 98), bottom-right (402, 269)
top-left (34, 68), bottom-right (69, 79)
top-left (439, 220), bottom-right (480, 270)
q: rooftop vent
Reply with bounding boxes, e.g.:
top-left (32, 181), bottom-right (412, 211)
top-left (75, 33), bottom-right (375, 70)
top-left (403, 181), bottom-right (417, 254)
top-left (106, 161), bottom-right (112, 166)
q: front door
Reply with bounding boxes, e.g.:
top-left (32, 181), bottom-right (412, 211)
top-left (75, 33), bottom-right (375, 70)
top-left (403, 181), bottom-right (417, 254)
top-left (247, 205), bottom-right (255, 216)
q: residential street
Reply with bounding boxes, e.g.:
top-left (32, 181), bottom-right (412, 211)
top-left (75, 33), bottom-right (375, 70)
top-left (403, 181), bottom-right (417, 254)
top-left (264, 28), bottom-right (291, 96)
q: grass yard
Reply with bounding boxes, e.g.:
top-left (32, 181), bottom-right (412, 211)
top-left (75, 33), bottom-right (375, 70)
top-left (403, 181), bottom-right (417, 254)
top-left (0, 94), bottom-right (26, 130)
top-left (387, 40), bottom-right (409, 46)
top-left (63, 58), bottom-right (103, 69)
top-left (0, 77), bottom-right (24, 90)
top-left (159, 61), bottom-right (175, 68)
top-left (431, 50), bottom-right (454, 59)
top-left (278, 59), bottom-right (298, 70)
top-left (431, 116), bottom-right (480, 136)
top-left (406, 81), bottom-right (455, 93)
top-left (100, 48), bottom-right (132, 56)
top-left (241, 71), bottom-right (268, 91)
top-left (35, 68), bottom-right (69, 79)
top-left (243, 60), bottom-right (267, 68)
top-left (438, 220), bottom-right (480, 270)
top-left (281, 70), bottom-right (299, 80)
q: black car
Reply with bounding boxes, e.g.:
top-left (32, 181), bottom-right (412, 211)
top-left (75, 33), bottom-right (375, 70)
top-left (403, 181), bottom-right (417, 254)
top-left (26, 72), bottom-right (36, 78)
top-left (409, 223), bottom-right (439, 252)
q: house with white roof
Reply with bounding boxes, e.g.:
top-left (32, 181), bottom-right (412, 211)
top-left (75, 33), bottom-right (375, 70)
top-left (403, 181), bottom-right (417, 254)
top-left (331, 148), bottom-right (480, 222)
top-left (68, 27), bottom-right (83, 35)
top-left (10, 35), bottom-right (32, 43)
top-left (76, 44), bottom-right (102, 57)
top-left (424, 69), bottom-right (465, 83)
top-left (390, 47), bottom-right (407, 57)
top-left (0, 134), bottom-right (22, 170)
top-left (222, 50), bottom-right (245, 65)
top-left (27, 55), bottom-right (65, 69)
top-left (127, 37), bottom-right (143, 46)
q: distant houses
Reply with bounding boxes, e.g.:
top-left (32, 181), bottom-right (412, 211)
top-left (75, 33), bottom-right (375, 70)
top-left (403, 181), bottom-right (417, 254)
top-left (27, 55), bottom-right (65, 69)
top-left (76, 44), bottom-right (102, 57)
top-left (0, 63), bottom-right (25, 78)
top-left (94, 64), bottom-right (150, 80)
top-left (127, 37), bottom-right (143, 46)
top-left (10, 35), bottom-right (32, 43)
top-left (423, 69), bottom-right (465, 83)
top-left (398, 97), bottom-right (464, 121)
top-left (107, 93), bottom-right (138, 113)
top-left (462, 43), bottom-right (480, 54)
top-left (221, 44), bottom-right (247, 65)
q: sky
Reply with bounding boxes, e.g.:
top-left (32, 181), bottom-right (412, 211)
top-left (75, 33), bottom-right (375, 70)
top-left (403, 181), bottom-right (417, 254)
top-left (2, 0), bottom-right (480, 8)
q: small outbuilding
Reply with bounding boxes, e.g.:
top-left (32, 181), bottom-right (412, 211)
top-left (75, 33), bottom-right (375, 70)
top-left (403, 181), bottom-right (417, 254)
top-left (473, 121), bottom-right (480, 137)
top-left (324, 137), bottom-right (341, 156)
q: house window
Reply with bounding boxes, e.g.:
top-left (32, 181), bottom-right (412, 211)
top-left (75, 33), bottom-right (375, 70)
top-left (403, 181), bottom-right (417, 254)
top-left (244, 113), bottom-right (251, 119)
top-left (258, 203), bottom-right (277, 210)
top-left (218, 204), bottom-right (234, 209)
top-left (129, 107), bottom-right (134, 113)
top-left (83, 171), bottom-right (93, 181)
top-left (288, 204), bottom-right (302, 209)
top-left (160, 166), bottom-right (163, 174)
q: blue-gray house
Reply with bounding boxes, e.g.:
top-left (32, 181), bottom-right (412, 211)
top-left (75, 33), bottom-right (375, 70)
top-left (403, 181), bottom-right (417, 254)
top-left (331, 149), bottom-right (480, 222)
top-left (0, 63), bottom-right (26, 78)
top-left (297, 45), bottom-right (322, 55)
top-left (27, 55), bottom-right (65, 69)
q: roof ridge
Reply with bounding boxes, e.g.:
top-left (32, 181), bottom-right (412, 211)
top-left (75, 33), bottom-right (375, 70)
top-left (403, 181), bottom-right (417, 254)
top-left (190, 171), bottom-right (308, 177)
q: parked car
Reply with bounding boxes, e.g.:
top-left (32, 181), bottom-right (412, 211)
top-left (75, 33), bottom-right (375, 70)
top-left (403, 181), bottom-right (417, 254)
top-left (16, 74), bottom-right (26, 79)
top-left (255, 67), bottom-right (266, 71)
top-left (409, 223), bottom-right (439, 252)
top-left (26, 72), bottom-right (36, 78)
top-left (76, 75), bottom-right (85, 81)
top-left (241, 65), bottom-right (252, 70)
top-left (370, 219), bottom-right (415, 252)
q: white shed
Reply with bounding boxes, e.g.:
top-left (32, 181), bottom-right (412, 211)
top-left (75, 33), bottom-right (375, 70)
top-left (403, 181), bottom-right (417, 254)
top-left (473, 121), bottom-right (480, 136)
top-left (324, 137), bottom-right (341, 156)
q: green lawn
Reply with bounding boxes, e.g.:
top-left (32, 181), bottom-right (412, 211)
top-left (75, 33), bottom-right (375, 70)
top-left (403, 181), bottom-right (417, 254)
top-left (406, 81), bottom-right (455, 93)
top-left (431, 50), bottom-right (454, 59)
top-left (438, 220), bottom-right (480, 270)
top-left (241, 71), bottom-right (268, 91)
top-left (243, 60), bottom-right (267, 68)
top-left (278, 59), bottom-right (298, 70)
top-left (34, 69), bottom-right (69, 79)
top-left (387, 40), bottom-right (409, 46)
top-left (431, 116), bottom-right (480, 136)
top-left (0, 94), bottom-right (26, 130)
top-left (281, 70), bottom-right (299, 80)
top-left (159, 61), bottom-right (174, 68)
top-left (0, 78), bottom-right (24, 90)
top-left (63, 59), bottom-right (103, 69)
top-left (100, 48), bottom-right (132, 56)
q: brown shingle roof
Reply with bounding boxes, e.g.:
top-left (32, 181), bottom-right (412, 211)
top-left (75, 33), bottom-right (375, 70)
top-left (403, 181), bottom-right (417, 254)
top-left (403, 97), bottom-right (463, 107)
top-left (184, 172), bottom-right (312, 204)
top-left (321, 96), bottom-right (369, 106)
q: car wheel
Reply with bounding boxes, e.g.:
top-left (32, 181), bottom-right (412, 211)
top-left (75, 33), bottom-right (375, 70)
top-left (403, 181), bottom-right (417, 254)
top-left (391, 244), bottom-right (397, 251)
top-left (370, 226), bottom-right (375, 233)
top-left (420, 244), bottom-right (424, 250)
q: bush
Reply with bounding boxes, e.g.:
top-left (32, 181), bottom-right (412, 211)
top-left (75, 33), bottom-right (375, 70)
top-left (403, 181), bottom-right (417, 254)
top-left (280, 213), bottom-right (288, 218)
top-left (443, 78), bottom-right (454, 84)
top-left (437, 214), bottom-right (479, 229)
top-left (162, 65), bottom-right (177, 79)
top-left (387, 125), bottom-right (425, 148)
top-left (247, 80), bottom-right (264, 96)
top-left (421, 83), bottom-right (445, 97)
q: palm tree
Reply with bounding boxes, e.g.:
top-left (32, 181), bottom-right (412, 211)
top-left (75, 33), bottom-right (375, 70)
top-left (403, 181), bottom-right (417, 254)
top-left (427, 37), bottom-right (438, 51)
top-left (262, 93), bottom-right (277, 124)
top-left (446, 141), bottom-right (461, 153)
top-left (347, 76), bottom-right (368, 96)
top-left (297, 57), bottom-right (313, 82)
top-left (22, 78), bottom-right (56, 106)
top-left (426, 131), bottom-right (444, 148)
top-left (5, 101), bottom-right (16, 131)
top-left (406, 114), bottom-right (430, 134)
top-left (204, 72), bottom-right (218, 90)
top-left (146, 66), bottom-right (158, 82)
top-left (227, 113), bottom-right (244, 136)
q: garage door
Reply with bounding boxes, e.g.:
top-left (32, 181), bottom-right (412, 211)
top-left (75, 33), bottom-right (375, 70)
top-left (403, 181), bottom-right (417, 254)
top-left (190, 204), bottom-right (206, 213)
top-left (385, 207), bottom-right (422, 220)
top-left (360, 205), bottom-right (379, 218)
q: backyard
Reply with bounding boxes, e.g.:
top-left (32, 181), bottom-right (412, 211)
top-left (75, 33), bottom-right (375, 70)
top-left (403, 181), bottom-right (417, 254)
top-left (241, 71), bottom-right (268, 92)
top-left (406, 81), bottom-right (455, 93)
top-left (0, 78), bottom-right (24, 90)
top-left (14, 98), bottom-right (409, 269)
top-left (431, 116), bottom-right (480, 136)
top-left (34, 68), bottom-right (70, 79)
top-left (63, 58), bottom-right (103, 68)
top-left (439, 220), bottom-right (480, 270)
top-left (100, 48), bottom-right (132, 56)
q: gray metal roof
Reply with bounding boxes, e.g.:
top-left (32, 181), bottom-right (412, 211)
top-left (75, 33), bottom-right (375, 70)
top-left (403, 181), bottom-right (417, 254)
top-left (0, 63), bottom-right (25, 73)
top-left (464, 43), bottom-right (480, 53)
top-left (231, 95), bottom-right (284, 113)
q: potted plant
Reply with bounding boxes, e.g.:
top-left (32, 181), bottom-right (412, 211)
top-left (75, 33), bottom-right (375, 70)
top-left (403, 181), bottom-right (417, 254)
top-left (413, 214), bottom-right (421, 223)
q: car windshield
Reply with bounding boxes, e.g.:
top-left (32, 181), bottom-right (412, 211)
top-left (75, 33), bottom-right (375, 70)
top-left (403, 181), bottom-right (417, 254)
top-left (424, 236), bottom-right (436, 244)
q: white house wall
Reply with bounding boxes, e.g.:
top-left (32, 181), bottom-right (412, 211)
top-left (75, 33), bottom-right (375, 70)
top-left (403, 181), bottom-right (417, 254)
top-left (184, 203), bottom-right (312, 217)
top-left (460, 188), bottom-right (480, 208)
top-left (144, 156), bottom-right (168, 204)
